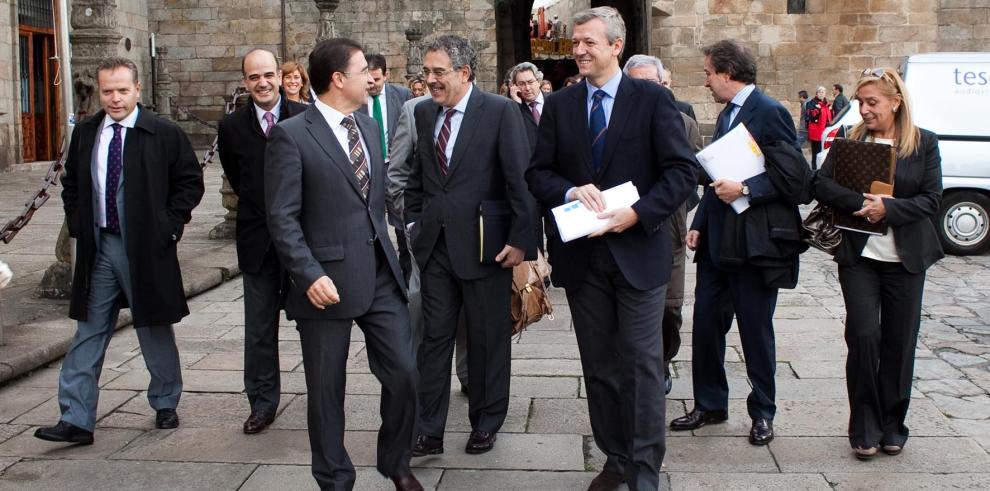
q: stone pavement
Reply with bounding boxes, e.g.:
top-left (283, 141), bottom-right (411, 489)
top-left (0, 164), bottom-right (238, 382)
top-left (0, 226), bottom-right (988, 490)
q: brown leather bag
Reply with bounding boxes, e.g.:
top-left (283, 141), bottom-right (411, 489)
top-left (510, 252), bottom-right (554, 335)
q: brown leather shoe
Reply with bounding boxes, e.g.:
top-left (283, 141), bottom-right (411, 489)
top-left (242, 410), bottom-right (276, 434)
top-left (391, 472), bottom-right (424, 491)
top-left (587, 470), bottom-right (625, 491)
top-left (465, 430), bottom-right (496, 454)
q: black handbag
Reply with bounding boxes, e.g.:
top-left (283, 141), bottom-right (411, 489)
top-left (801, 202), bottom-right (842, 255)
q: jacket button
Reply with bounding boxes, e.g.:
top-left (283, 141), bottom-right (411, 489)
top-left (367, 237), bottom-right (375, 245)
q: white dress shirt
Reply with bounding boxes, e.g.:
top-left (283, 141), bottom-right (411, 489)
top-left (727, 84), bottom-right (757, 126)
top-left (95, 106), bottom-right (139, 227)
top-left (861, 137), bottom-right (901, 262)
top-left (254, 96), bottom-right (282, 134)
top-left (527, 92), bottom-right (545, 120)
top-left (433, 83), bottom-right (474, 165)
top-left (313, 97), bottom-right (372, 177)
top-left (584, 69), bottom-right (622, 126)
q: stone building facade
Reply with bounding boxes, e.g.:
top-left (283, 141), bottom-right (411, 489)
top-left (0, 0), bottom-right (988, 168)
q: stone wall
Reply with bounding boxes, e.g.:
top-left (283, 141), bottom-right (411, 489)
top-left (115, 0), bottom-right (151, 106)
top-left (652, 0), bottom-right (942, 126)
top-left (0, 0), bottom-right (19, 171)
top-left (938, 0), bottom-right (990, 52)
top-left (149, 0), bottom-right (499, 146)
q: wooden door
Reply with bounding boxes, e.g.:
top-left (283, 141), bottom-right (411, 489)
top-left (18, 28), bottom-right (58, 162)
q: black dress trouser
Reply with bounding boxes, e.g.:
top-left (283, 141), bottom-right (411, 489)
top-left (567, 243), bottom-right (666, 491)
top-left (838, 257), bottom-right (926, 449)
top-left (242, 248), bottom-right (283, 412)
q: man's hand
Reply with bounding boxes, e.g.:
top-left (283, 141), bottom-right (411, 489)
top-left (588, 207), bottom-right (639, 237)
top-left (686, 230), bottom-right (700, 251)
top-left (307, 276), bottom-right (340, 310)
top-left (495, 244), bottom-right (524, 268)
top-left (712, 179), bottom-right (744, 204)
top-left (853, 193), bottom-right (890, 224)
top-left (567, 184), bottom-right (606, 213)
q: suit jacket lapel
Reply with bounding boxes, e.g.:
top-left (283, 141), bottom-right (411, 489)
top-left (304, 106), bottom-right (366, 200)
top-left (568, 84), bottom-right (595, 176)
top-left (599, 75), bottom-right (634, 176)
top-left (446, 88), bottom-right (484, 175)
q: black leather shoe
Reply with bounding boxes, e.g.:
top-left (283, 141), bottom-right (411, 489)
top-left (33, 421), bottom-right (94, 445)
top-left (155, 408), bottom-right (180, 429)
top-left (391, 472), bottom-right (425, 491)
top-left (243, 409), bottom-right (276, 434)
top-left (669, 408), bottom-right (728, 431)
top-left (412, 435), bottom-right (444, 456)
top-left (465, 430), bottom-right (496, 454)
top-left (749, 418), bottom-right (774, 445)
top-left (587, 470), bottom-right (625, 491)
top-left (664, 371), bottom-right (673, 395)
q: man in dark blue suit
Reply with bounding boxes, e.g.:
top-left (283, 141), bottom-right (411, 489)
top-left (670, 40), bottom-right (800, 446)
top-left (526, 8), bottom-right (696, 491)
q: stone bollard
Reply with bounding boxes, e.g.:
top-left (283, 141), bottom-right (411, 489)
top-left (209, 175), bottom-right (238, 240)
top-left (0, 259), bottom-right (12, 345)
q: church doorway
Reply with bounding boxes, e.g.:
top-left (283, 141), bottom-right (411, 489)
top-left (17, 0), bottom-right (60, 162)
top-left (494, 0), bottom-right (650, 90)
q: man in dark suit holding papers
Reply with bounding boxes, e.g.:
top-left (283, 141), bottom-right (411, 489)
top-left (673, 39), bottom-right (801, 447)
top-left (405, 35), bottom-right (533, 456)
top-left (525, 8), bottom-right (696, 491)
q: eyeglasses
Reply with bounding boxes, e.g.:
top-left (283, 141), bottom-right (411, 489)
top-left (422, 67), bottom-right (456, 78)
top-left (515, 79), bottom-right (539, 88)
top-left (340, 67), bottom-right (370, 78)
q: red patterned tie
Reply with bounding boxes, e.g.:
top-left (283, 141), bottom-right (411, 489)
top-left (530, 101), bottom-right (541, 125)
top-left (435, 109), bottom-right (456, 176)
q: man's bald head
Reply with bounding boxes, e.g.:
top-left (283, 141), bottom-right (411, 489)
top-left (242, 49), bottom-right (278, 76)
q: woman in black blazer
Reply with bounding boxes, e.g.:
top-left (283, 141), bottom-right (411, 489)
top-left (812, 68), bottom-right (943, 460)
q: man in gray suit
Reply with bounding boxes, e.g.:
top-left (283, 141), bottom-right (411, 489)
top-left (35, 57), bottom-right (204, 444)
top-left (363, 53), bottom-right (414, 279)
top-left (264, 38), bottom-right (423, 491)
top-left (407, 35), bottom-right (533, 456)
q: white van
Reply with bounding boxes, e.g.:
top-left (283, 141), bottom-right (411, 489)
top-left (817, 53), bottom-right (990, 255)
top-left (905, 53), bottom-right (990, 255)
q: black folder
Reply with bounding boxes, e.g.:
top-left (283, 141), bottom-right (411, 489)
top-left (478, 200), bottom-right (512, 264)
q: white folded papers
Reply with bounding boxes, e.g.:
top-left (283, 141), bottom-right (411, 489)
top-left (695, 123), bottom-right (766, 214)
top-left (551, 181), bottom-right (641, 243)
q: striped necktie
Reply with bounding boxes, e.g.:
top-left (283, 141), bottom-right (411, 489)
top-left (340, 116), bottom-right (370, 198)
top-left (589, 90), bottom-right (607, 173)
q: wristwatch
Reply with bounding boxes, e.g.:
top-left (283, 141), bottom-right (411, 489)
top-left (741, 184), bottom-right (750, 197)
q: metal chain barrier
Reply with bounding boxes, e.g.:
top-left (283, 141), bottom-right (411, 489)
top-left (0, 87), bottom-right (251, 244)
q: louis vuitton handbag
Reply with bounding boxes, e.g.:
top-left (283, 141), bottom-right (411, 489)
top-left (510, 251), bottom-right (554, 335)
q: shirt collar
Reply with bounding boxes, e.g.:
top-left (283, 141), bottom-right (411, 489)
top-left (102, 106), bottom-right (139, 130)
top-left (254, 95), bottom-right (282, 123)
top-left (445, 83), bottom-right (473, 114)
top-left (534, 92), bottom-right (545, 106)
top-left (313, 97), bottom-right (351, 129)
top-left (585, 69), bottom-right (623, 103)
top-left (729, 84), bottom-right (756, 108)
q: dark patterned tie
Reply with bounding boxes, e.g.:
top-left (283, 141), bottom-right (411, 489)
top-left (340, 116), bottom-right (370, 198)
top-left (263, 112), bottom-right (275, 138)
top-left (530, 101), bottom-right (541, 125)
top-left (589, 90), bottom-right (607, 173)
top-left (105, 123), bottom-right (123, 234)
top-left (435, 108), bottom-right (456, 176)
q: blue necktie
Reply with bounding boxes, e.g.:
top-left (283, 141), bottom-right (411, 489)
top-left (589, 90), bottom-right (607, 172)
top-left (105, 123), bottom-right (123, 234)
top-left (718, 102), bottom-right (736, 138)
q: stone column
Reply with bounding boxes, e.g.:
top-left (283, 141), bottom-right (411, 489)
top-left (67, 0), bottom-right (123, 121)
top-left (405, 28), bottom-right (423, 82)
top-left (38, 0), bottom-right (122, 299)
top-left (154, 46), bottom-right (172, 119)
top-left (314, 0), bottom-right (341, 42)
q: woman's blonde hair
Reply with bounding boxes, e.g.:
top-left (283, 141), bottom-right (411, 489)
top-left (847, 67), bottom-right (919, 158)
top-left (280, 60), bottom-right (311, 102)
